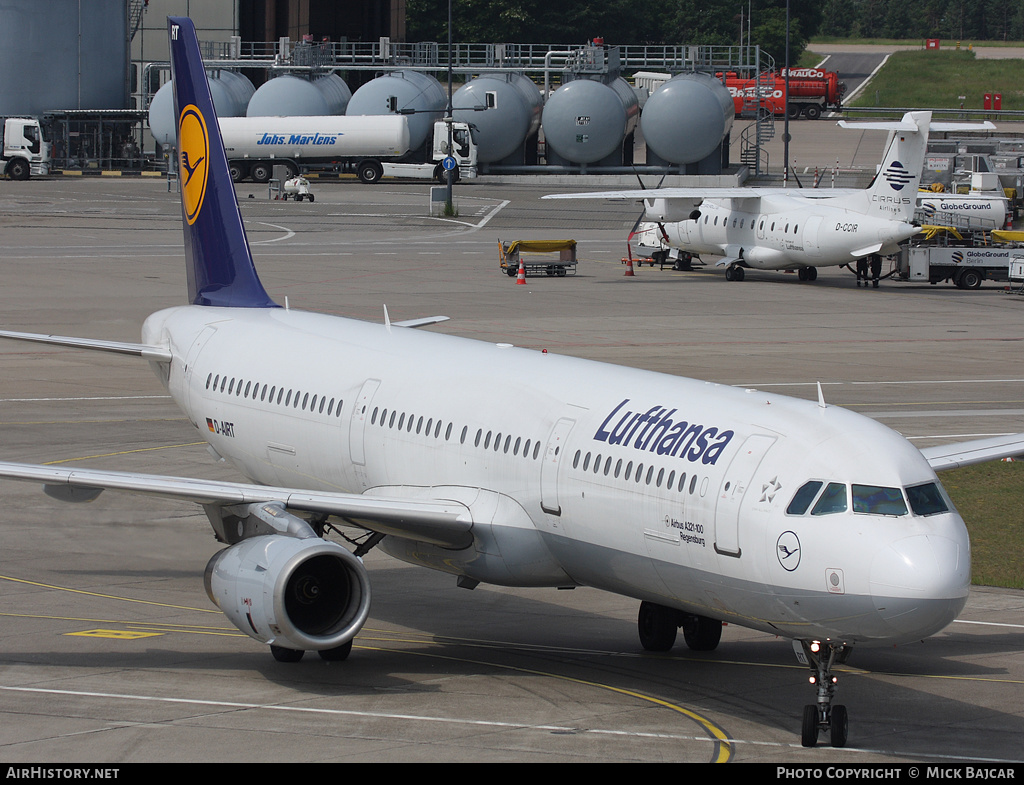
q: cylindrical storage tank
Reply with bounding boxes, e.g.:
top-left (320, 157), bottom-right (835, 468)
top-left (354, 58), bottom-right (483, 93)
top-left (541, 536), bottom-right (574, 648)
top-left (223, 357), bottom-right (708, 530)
top-left (453, 73), bottom-right (542, 163)
top-left (149, 72), bottom-right (255, 146)
top-left (541, 77), bottom-right (639, 164)
top-left (248, 74), bottom-right (333, 117)
top-left (640, 72), bottom-right (734, 165)
top-left (313, 73), bottom-right (352, 115)
top-left (213, 70), bottom-right (257, 115)
top-left (347, 71), bottom-right (446, 151)
top-left (0, 0), bottom-right (126, 115)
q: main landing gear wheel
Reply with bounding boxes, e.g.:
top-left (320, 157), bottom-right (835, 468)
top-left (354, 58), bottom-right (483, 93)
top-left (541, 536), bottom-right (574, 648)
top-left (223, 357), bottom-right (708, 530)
top-left (638, 602), bottom-right (723, 653)
top-left (638, 601), bottom-right (678, 651)
top-left (270, 644), bottom-right (304, 663)
top-left (797, 266), bottom-right (818, 281)
top-left (724, 265), bottom-right (745, 281)
top-left (318, 639), bottom-right (353, 661)
top-left (673, 252), bottom-right (694, 271)
top-left (797, 640), bottom-right (851, 747)
top-left (271, 640), bottom-right (352, 662)
top-left (682, 614), bottom-right (723, 651)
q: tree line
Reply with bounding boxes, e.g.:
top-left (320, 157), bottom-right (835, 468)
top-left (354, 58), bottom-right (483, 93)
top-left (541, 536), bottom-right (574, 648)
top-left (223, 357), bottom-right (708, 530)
top-left (818, 0), bottom-right (1024, 42)
top-left (407, 0), bottom-right (1024, 68)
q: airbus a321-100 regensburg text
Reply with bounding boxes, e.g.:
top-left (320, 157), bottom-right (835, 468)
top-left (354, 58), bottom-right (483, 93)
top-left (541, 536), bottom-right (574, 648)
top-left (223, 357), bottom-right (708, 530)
top-left (543, 114), bottom-right (994, 282)
top-left (1, 17), bottom-right (1022, 750)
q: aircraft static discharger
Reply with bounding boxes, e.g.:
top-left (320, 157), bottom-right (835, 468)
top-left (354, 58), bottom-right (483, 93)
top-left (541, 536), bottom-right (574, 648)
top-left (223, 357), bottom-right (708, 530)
top-left (543, 114), bottom-right (995, 282)
top-left (1, 17), bottom-right (1022, 749)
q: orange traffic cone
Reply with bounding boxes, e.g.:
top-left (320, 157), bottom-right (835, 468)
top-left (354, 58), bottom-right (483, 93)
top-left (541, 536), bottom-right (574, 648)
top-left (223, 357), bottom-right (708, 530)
top-left (516, 258), bottom-right (527, 284)
top-left (624, 254), bottom-right (635, 277)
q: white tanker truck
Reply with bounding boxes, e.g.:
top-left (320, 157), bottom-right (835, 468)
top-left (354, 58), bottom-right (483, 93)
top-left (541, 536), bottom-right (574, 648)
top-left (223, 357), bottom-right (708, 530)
top-left (217, 114), bottom-right (478, 184)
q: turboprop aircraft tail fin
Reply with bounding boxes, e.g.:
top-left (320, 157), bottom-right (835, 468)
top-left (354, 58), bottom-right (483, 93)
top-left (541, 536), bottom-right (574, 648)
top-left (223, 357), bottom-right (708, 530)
top-left (837, 112), bottom-right (996, 223)
top-left (844, 111), bottom-right (931, 222)
top-left (168, 16), bottom-right (277, 308)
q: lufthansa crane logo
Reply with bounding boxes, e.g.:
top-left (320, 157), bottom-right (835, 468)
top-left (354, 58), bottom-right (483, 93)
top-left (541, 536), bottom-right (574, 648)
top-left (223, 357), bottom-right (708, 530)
top-left (178, 104), bottom-right (209, 225)
top-left (776, 531), bottom-right (801, 572)
top-left (883, 160), bottom-right (913, 191)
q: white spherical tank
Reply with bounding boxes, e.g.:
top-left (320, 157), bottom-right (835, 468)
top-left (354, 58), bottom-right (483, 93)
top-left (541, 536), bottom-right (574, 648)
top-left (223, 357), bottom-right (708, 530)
top-left (640, 72), bottom-right (734, 164)
top-left (453, 73), bottom-right (542, 163)
top-left (148, 71), bottom-right (255, 146)
top-left (541, 78), bottom-right (639, 164)
top-left (347, 71), bottom-right (446, 150)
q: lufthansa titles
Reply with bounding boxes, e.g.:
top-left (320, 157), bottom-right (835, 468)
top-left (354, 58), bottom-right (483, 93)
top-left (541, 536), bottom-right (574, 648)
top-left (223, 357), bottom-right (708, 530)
top-left (593, 398), bottom-right (733, 464)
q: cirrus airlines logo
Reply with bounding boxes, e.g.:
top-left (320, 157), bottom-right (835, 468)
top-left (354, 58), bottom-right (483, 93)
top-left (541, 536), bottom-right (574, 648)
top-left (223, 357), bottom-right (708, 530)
top-left (178, 104), bottom-right (209, 225)
top-left (883, 160), bottom-right (914, 191)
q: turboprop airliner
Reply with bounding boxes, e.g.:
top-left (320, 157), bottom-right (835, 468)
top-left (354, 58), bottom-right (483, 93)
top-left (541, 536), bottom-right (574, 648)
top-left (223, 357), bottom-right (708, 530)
top-left (1, 17), bottom-right (1023, 749)
top-left (544, 114), bottom-right (995, 281)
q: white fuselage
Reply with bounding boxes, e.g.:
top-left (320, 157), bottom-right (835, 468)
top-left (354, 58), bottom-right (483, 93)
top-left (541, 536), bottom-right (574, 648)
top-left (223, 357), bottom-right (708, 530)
top-left (649, 194), bottom-right (917, 270)
top-left (144, 304), bottom-right (970, 647)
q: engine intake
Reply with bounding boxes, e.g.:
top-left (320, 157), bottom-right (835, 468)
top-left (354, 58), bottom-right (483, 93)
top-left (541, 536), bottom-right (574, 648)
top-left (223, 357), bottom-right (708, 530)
top-left (204, 535), bottom-right (371, 652)
top-left (643, 196), bottom-right (703, 223)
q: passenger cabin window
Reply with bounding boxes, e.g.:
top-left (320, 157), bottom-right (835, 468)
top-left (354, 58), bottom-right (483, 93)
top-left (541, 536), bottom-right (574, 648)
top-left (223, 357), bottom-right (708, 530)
top-left (853, 484), bottom-right (908, 517)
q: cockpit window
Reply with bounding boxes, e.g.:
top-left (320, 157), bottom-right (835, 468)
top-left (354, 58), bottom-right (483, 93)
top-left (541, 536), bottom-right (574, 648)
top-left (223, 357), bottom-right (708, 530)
top-left (787, 480), bottom-right (823, 515)
top-left (852, 484), bottom-right (908, 516)
top-left (811, 482), bottom-right (847, 515)
top-left (906, 482), bottom-right (950, 516)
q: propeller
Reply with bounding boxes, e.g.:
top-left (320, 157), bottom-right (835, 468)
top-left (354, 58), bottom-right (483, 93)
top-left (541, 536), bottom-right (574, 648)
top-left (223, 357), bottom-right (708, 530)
top-left (627, 172), bottom-right (671, 256)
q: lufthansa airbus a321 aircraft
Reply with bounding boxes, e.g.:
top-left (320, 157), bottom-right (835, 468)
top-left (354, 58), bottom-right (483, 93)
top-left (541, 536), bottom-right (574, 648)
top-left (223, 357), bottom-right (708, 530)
top-left (1, 17), bottom-right (1022, 749)
top-left (544, 114), bottom-right (994, 282)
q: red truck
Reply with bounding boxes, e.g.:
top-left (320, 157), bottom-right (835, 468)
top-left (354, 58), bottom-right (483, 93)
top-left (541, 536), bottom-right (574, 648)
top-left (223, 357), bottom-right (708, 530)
top-left (720, 68), bottom-right (846, 120)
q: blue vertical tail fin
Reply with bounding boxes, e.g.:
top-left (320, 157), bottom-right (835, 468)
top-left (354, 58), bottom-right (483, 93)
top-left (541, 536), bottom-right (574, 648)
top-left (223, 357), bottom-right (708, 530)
top-left (168, 16), bottom-right (277, 308)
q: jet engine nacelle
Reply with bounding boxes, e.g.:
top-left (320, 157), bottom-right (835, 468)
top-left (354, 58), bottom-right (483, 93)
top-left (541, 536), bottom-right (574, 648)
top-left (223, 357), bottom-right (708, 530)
top-left (643, 197), bottom-right (703, 223)
top-left (204, 534), bottom-right (371, 652)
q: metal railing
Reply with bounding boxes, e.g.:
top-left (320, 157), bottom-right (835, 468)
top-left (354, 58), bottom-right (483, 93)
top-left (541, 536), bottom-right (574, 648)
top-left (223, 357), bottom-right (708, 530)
top-left (197, 39), bottom-right (770, 77)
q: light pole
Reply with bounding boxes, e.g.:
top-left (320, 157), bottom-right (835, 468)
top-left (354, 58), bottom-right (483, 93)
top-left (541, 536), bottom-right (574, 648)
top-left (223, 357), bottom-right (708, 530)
top-left (446, 0), bottom-right (455, 209)
top-left (783, 0), bottom-right (791, 187)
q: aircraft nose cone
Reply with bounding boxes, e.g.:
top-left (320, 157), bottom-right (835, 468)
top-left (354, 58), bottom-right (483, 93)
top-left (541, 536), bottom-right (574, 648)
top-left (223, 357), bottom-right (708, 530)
top-left (869, 533), bottom-right (969, 641)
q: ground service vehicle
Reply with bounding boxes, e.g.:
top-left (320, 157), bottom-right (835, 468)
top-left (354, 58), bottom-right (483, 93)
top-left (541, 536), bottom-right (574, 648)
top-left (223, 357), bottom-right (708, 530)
top-left (898, 228), bottom-right (1024, 288)
top-left (2, 117), bottom-right (49, 179)
top-left (498, 239), bottom-right (577, 277)
top-left (721, 68), bottom-right (846, 119)
top-left (218, 114), bottom-right (477, 184)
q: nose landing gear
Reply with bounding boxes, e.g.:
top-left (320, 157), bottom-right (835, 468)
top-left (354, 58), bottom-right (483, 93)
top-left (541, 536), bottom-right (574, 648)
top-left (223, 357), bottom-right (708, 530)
top-left (796, 639), bottom-right (851, 747)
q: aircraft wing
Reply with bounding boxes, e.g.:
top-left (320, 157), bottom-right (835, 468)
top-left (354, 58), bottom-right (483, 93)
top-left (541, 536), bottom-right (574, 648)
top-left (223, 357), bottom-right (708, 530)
top-left (0, 329), bottom-right (172, 362)
top-left (543, 187), bottom-right (767, 202)
top-left (542, 187), bottom-right (865, 203)
top-left (0, 461), bottom-right (473, 549)
top-left (920, 433), bottom-right (1024, 471)
top-left (393, 315), bottom-right (450, 329)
